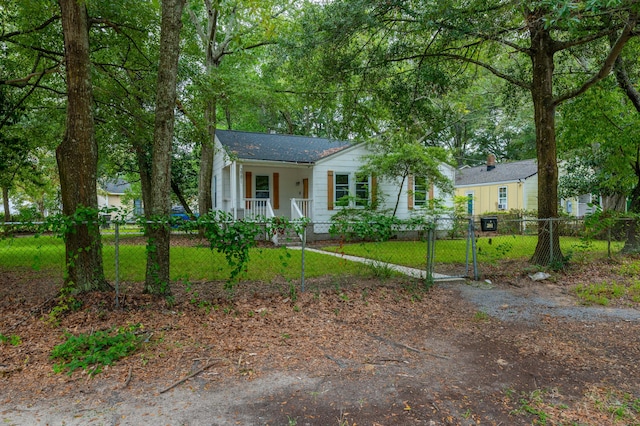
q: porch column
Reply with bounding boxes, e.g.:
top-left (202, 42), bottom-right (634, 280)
top-left (230, 161), bottom-right (237, 220)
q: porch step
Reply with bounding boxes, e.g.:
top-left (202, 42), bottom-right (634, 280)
top-left (274, 229), bottom-right (303, 246)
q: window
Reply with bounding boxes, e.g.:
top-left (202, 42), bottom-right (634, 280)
top-left (134, 199), bottom-right (143, 216)
top-left (335, 173), bottom-right (350, 205)
top-left (332, 172), bottom-right (371, 207)
top-left (498, 186), bottom-right (507, 210)
top-left (413, 176), bottom-right (428, 207)
top-left (255, 175), bottom-right (269, 200)
top-left (355, 173), bottom-right (370, 207)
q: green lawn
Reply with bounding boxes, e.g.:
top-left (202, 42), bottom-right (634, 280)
top-left (322, 235), bottom-right (624, 268)
top-left (0, 235), bottom-right (363, 282)
top-left (0, 234), bottom-right (625, 282)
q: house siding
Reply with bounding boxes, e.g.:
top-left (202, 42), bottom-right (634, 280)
top-left (455, 179), bottom-right (533, 214)
top-left (313, 144), bottom-right (371, 222)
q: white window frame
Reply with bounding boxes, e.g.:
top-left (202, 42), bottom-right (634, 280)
top-left (255, 175), bottom-right (270, 199)
top-left (355, 172), bottom-right (371, 207)
top-left (413, 176), bottom-right (428, 208)
top-left (334, 172), bottom-right (371, 208)
top-left (334, 172), bottom-right (350, 206)
top-left (498, 186), bottom-right (507, 210)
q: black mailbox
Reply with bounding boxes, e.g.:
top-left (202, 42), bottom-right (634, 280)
top-left (480, 216), bottom-right (497, 232)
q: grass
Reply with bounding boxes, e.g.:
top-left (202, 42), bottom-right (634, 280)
top-left (322, 235), bottom-right (624, 268)
top-left (574, 281), bottom-right (629, 306)
top-left (507, 386), bottom-right (640, 425)
top-left (0, 233), bottom-right (629, 284)
top-left (0, 235), bottom-right (364, 282)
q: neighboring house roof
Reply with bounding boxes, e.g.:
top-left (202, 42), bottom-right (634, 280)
top-left (100, 178), bottom-right (131, 195)
top-left (216, 130), bottom-right (353, 164)
top-left (455, 158), bottom-right (538, 186)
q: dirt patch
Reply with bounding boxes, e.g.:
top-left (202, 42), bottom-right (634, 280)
top-left (1, 258), bottom-right (639, 425)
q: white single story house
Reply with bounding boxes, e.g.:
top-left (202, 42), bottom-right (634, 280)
top-left (211, 130), bottom-right (455, 224)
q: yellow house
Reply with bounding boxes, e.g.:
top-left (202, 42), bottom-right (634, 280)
top-left (455, 155), bottom-right (594, 217)
top-left (455, 156), bottom-right (538, 215)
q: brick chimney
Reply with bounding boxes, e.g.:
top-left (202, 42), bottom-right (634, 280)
top-left (486, 154), bottom-right (496, 171)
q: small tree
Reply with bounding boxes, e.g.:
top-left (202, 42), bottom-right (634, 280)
top-left (359, 129), bottom-right (453, 217)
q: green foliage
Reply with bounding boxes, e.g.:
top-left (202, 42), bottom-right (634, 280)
top-left (473, 311), bottom-right (490, 322)
top-left (0, 333), bottom-right (21, 346)
top-left (183, 212), bottom-right (310, 287)
top-left (46, 283), bottom-right (83, 326)
top-left (574, 281), bottom-right (626, 306)
top-left (50, 324), bottom-right (142, 376)
top-left (510, 389), bottom-right (549, 425)
top-left (329, 209), bottom-right (400, 242)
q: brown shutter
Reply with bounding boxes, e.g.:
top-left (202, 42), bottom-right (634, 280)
top-left (273, 173), bottom-right (279, 210)
top-left (408, 174), bottom-right (414, 210)
top-left (371, 174), bottom-right (377, 206)
top-left (245, 171), bottom-right (252, 209)
top-left (327, 170), bottom-right (334, 210)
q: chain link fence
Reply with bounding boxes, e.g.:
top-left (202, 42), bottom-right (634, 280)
top-left (0, 215), bottom-right (634, 295)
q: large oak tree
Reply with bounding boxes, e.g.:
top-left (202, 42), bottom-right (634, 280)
top-left (300, 0), bottom-right (639, 265)
top-left (57, 0), bottom-right (109, 291)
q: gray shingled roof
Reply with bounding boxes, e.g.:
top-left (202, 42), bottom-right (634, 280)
top-left (456, 158), bottom-right (538, 186)
top-left (216, 130), bottom-right (352, 163)
top-left (101, 178), bottom-right (130, 194)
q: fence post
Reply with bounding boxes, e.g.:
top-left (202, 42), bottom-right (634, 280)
top-left (468, 217), bottom-right (479, 281)
top-left (425, 222), bottom-right (435, 285)
top-left (549, 218), bottom-right (554, 266)
top-left (301, 225), bottom-right (306, 292)
top-left (114, 221), bottom-right (120, 309)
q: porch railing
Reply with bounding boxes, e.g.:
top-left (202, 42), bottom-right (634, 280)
top-left (291, 198), bottom-right (312, 220)
top-left (243, 198), bottom-right (275, 221)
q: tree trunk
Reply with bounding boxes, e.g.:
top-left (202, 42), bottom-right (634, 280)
top-left (2, 186), bottom-right (9, 222)
top-left (612, 48), bottom-right (640, 253)
top-left (57, 0), bottom-right (109, 292)
top-left (528, 15), bottom-right (563, 266)
top-left (144, 0), bottom-right (185, 295)
top-left (622, 173), bottom-right (640, 253)
top-left (198, 97), bottom-right (215, 217)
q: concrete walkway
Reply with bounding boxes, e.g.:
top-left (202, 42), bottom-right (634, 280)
top-left (294, 246), bottom-right (464, 282)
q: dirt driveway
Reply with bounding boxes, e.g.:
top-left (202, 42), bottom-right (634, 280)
top-left (1, 265), bottom-right (639, 425)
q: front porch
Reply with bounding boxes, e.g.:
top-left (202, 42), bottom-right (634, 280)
top-left (238, 198), bottom-right (313, 221)
top-left (218, 160), bottom-right (314, 221)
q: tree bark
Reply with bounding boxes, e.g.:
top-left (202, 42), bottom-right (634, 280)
top-left (57, 0), bottom-right (109, 291)
top-left (144, 0), bottom-right (186, 295)
top-left (2, 186), bottom-right (9, 222)
top-left (527, 12), bottom-right (563, 266)
top-left (198, 97), bottom-right (215, 217)
top-left (612, 49), bottom-right (640, 253)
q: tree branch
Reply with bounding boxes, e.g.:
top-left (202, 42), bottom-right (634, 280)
top-left (433, 53), bottom-right (530, 90)
top-left (0, 15), bottom-right (60, 41)
top-left (554, 12), bottom-right (638, 106)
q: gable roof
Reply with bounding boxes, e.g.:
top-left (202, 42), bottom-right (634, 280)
top-left (100, 178), bottom-right (130, 194)
top-left (455, 158), bottom-right (538, 186)
top-left (216, 130), bottom-right (353, 164)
